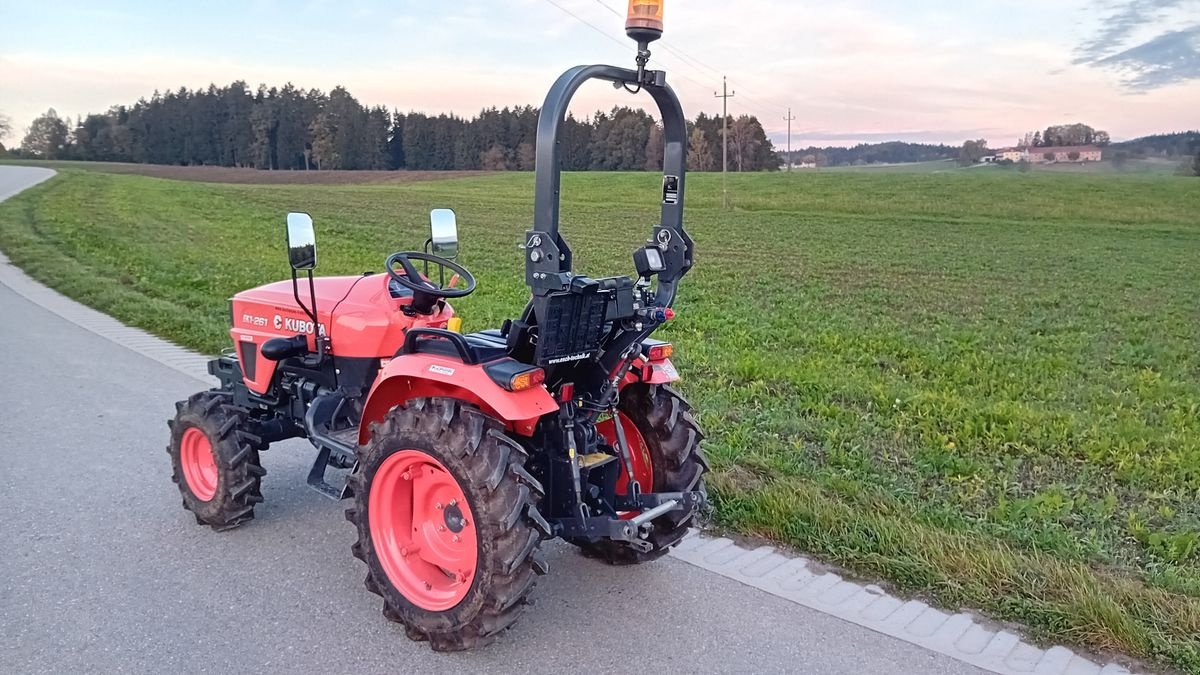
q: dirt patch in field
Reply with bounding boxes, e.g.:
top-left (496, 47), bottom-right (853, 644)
top-left (9, 161), bottom-right (486, 185)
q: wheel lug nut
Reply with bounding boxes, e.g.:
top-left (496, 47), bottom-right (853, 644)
top-left (401, 471), bottom-right (411, 480)
top-left (438, 526), bottom-right (446, 532)
top-left (424, 582), bottom-right (432, 591)
top-left (435, 502), bottom-right (443, 510)
top-left (452, 535), bottom-right (461, 543)
top-left (449, 499), bottom-right (457, 507)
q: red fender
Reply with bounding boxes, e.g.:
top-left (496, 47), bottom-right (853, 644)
top-left (359, 354), bottom-right (557, 443)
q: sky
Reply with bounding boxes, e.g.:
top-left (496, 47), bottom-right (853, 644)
top-left (1, 0), bottom-right (1198, 149)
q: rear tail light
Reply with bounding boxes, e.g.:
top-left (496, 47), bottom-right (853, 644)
top-left (647, 343), bottom-right (673, 361)
top-left (509, 368), bottom-right (545, 392)
top-left (484, 358), bottom-right (546, 392)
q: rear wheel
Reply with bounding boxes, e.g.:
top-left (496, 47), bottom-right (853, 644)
top-left (167, 392), bottom-right (266, 531)
top-left (583, 384), bottom-right (709, 564)
top-left (347, 398), bottom-right (550, 651)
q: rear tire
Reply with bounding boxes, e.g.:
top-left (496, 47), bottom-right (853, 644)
top-left (347, 398), bottom-right (550, 651)
top-left (167, 392), bottom-right (266, 531)
top-left (578, 384), bottom-right (709, 564)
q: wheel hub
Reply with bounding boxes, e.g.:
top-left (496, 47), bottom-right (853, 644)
top-left (369, 450), bottom-right (477, 612)
top-left (443, 504), bottom-right (467, 533)
top-left (180, 427), bottom-right (218, 502)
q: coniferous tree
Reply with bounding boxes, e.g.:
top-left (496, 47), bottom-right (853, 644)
top-left (58, 81), bottom-right (787, 172)
top-left (388, 111), bottom-right (407, 170)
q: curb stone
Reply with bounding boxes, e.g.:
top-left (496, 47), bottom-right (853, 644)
top-left (671, 533), bottom-right (1136, 675)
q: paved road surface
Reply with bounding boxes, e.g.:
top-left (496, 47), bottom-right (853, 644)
top-left (0, 165), bottom-right (980, 674)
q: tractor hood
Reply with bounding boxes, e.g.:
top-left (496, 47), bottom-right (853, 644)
top-left (229, 274), bottom-right (455, 392)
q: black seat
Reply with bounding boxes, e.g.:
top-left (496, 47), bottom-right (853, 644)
top-left (399, 328), bottom-right (508, 364)
top-left (474, 329), bottom-right (506, 342)
top-left (463, 333), bottom-right (508, 362)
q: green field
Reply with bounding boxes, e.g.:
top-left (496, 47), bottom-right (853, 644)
top-left (2, 167), bottom-right (1198, 670)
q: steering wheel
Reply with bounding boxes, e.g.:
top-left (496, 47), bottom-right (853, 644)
top-left (386, 252), bottom-right (477, 314)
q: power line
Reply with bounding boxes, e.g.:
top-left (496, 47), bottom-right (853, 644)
top-left (591, 0), bottom-right (791, 116)
top-left (590, 0), bottom-right (723, 76)
top-left (543, 0), bottom-right (632, 52)
top-left (591, 0), bottom-right (623, 18)
top-left (541, 0), bottom-right (786, 124)
top-left (539, 0), bottom-right (713, 99)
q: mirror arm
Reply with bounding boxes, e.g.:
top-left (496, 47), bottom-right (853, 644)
top-left (290, 268), bottom-right (324, 362)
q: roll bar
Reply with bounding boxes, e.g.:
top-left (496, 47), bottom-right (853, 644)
top-left (525, 64), bottom-right (694, 303)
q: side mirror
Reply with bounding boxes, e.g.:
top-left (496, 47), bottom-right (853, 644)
top-left (286, 212), bottom-right (317, 270)
top-left (429, 209), bottom-right (459, 260)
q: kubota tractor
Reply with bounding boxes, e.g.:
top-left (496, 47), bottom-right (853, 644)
top-left (167, 1), bottom-right (706, 650)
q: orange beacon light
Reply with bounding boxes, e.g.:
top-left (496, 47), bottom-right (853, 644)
top-left (625, 0), bottom-right (664, 43)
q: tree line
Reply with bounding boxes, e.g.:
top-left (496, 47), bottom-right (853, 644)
top-left (6, 82), bottom-right (779, 172)
top-left (1016, 123), bottom-right (1111, 149)
top-left (1109, 131), bottom-right (1199, 158)
top-left (780, 141), bottom-right (956, 167)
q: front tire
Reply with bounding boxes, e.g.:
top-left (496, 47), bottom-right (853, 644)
top-left (581, 384), bottom-right (709, 564)
top-left (167, 392), bottom-right (266, 531)
top-left (347, 398), bottom-right (550, 651)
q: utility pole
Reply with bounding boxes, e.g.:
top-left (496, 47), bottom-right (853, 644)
top-left (783, 108), bottom-right (796, 171)
top-left (714, 76), bottom-right (735, 209)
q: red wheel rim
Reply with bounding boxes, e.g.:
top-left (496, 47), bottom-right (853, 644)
top-left (369, 450), bottom-right (478, 611)
top-left (180, 427), bottom-right (218, 502)
top-left (598, 412), bottom-right (654, 518)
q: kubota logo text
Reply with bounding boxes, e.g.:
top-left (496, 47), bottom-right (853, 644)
top-left (273, 314), bottom-right (327, 336)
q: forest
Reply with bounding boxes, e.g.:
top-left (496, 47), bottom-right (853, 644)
top-left (779, 141), bottom-right (958, 167)
top-left (11, 82), bottom-right (779, 172)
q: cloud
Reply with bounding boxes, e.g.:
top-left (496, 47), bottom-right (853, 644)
top-left (1074, 0), bottom-right (1182, 61)
top-left (1074, 0), bottom-right (1200, 89)
top-left (1096, 26), bottom-right (1200, 88)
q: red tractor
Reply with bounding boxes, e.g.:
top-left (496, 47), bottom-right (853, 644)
top-left (167, 3), bottom-right (706, 651)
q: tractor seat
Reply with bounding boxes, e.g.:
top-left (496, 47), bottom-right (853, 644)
top-left (399, 328), bottom-right (508, 364)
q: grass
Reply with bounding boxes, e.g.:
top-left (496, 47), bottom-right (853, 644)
top-left (1, 167), bottom-right (1198, 671)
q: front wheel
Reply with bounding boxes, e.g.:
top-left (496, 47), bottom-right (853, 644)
top-left (583, 384), bottom-right (710, 564)
top-left (346, 398), bottom-right (550, 651)
top-left (167, 392), bottom-right (266, 531)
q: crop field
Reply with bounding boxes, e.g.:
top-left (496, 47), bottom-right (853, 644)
top-left (1, 167), bottom-right (1198, 670)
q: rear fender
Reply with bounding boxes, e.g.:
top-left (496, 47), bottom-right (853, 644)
top-left (359, 355), bottom-right (557, 443)
top-left (621, 357), bottom-right (680, 388)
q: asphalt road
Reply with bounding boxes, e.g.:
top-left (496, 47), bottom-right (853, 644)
top-left (0, 165), bottom-right (980, 674)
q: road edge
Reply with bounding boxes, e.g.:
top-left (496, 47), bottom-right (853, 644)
top-left (0, 167), bottom-right (1135, 675)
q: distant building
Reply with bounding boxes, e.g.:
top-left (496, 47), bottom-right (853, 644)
top-left (1029, 145), bottom-right (1102, 163)
top-left (995, 148), bottom-right (1026, 162)
top-left (992, 146), bottom-right (1102, 164)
